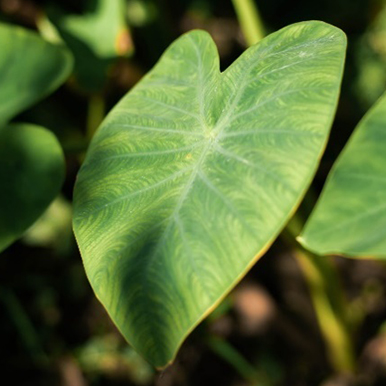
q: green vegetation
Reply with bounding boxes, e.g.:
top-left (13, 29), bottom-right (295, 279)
top-left (1, 1), bottom-right (386, 385)
top-left (74, 22), bottom-right (346, 368)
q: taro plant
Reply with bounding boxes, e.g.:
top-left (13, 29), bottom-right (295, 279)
top-left (43, 0), bottom-right (133, 93)
top-left (1, 11), bottom-right (385, 377)
top-left (73, 20), bottom-right (348, 368)
top-left (299, 91), bottom-right (386, 258)
top-left (0, 22), bottom-right (73, 252)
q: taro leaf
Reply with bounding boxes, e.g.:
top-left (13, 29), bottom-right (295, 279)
top-left (48, 0), bottom-right (133, 91)
top-left (0, 124), bottom-right (65, 252)
top-left (0, 22), bottom-right (73, 125)
top-left (73, 21), bottom-right (346, 368)
top-left (299, 92), bottom-right (386, 258)
top-left (53, 0), bottom-right (132, 58)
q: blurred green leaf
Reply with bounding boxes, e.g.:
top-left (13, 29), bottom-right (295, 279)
top-left (48, 0), bottom-right (133, 92)
top-left (0, 124), bottom-right (65, 252)
top-left (299, 92), bottom-right (386, 258)
top-left (77, 335), bottom-right (154, 384)
top-left (74, 22), bottom-right (346, 367)
top-left (355, 2), bottom-right (386, 108)
top-left (126, 0), bottom-right (158, 27)
top-left (0, 22), bottom-right (73, 125)
top-left (22, 196), bottom-right (73, 254)
top-left (0, 23), bottom-right (71, 252)
top-left (60, 0), bottom-right (132, 58)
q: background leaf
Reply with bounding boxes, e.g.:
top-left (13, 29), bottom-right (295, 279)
top-left (299, 92), bottom-right (386, 258)
top-left (73, 21), bottom-right (346, 368)
top-left (0, 124), bottom-right (65, 252)
top-left (0, 22), bottom-right (73, 125)
top-left (47, 0), bottom-right (133, 92)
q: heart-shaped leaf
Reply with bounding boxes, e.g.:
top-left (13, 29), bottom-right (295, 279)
top-left (0, 124), bottom-right (65, 252)
top-left (299, 92), bottom-right (386, 258)
top-left (0, 22), bottom-right (73, 124)
top-left (73, 21), bottom-right (346, 368)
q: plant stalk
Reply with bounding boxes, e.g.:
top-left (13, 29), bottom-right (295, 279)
top-left (0, 288), bottom-right (49, 365)
top-left (36, 13), bottom-right (63, 44)
top-left (87, 93), bottom-right (105, 140)
top-left (207, 335), bottom-right (270, 386)
top-left (294, 248), bottom-right (355, 373)
top-left (231, 0), bottom-right (265, 46)
top-left (284, 218), bottom-right (355, 373)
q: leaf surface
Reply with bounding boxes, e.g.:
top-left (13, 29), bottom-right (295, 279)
top-left (73, 21), bottom-right (346, 367)
top-left (0, 22), bottom-right (73, 124)
top-left (299, 92), bottom-right (386, 258)
top-left (0, 124), bottom-right (65, 252)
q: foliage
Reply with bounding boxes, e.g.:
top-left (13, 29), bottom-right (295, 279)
top-left (0, 22), bottom-right (72, 124)
top-left (73, 21), bottom-right (346, 367)
top-left (300, 92), bottom-right (386, 258)
top-left (46, 0), bottom-right (133, 92)
top-left (0, 22), bottom-right (72, 252)
top-left (1, 1), bottom-right (386, 385)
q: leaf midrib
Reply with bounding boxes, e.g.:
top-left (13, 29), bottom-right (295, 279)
top-left (116, 32), bottom-right (337, 297)
top-left (136, 35), bottom-right (267, 307)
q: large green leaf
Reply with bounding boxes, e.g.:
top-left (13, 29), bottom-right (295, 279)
top-left (73, 21), bottom-right (346, 368)
top-left (0, 22), bottom-right (73, 124)
top-left (0, 124), bottom-right (65, 252)
top-left (299, 92), bottom-right (386, 258)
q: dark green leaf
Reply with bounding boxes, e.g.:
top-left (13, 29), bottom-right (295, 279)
top-left (0, 124), bottom-right (65, 252)
top-left (0, 22), bottom-right (73, 124)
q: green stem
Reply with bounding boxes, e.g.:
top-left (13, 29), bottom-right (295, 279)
top-left (0, 288), bottom-right (49, 365)
top-left (283, 218), bottom-right (355, 373)
top-left (231, 0), bottom-right (265, 46)
top-left (207, 336), bottom-right (269, 386)
top-left (36, 13), bottom-right (63, 44)
top-left (295, 249), bottom-right (354, 373)
top-left (62, 138), bottom-right (90, 155)
top-left (87, 93), bottom-right (105, 140)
